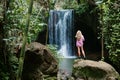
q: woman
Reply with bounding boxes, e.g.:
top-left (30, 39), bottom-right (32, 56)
top-left (75, 30), bottom-right (86, 59)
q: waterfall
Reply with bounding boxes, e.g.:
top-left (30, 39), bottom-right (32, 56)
top-left (48, 10), bottom-right (75, 57)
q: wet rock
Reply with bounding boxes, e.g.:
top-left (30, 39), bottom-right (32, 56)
top-left (57, 69), bottom-right (71, 80)
top-left (73, 59), bottom-right (119, 80)
top-left (21, 42), bottom-right (58, 80)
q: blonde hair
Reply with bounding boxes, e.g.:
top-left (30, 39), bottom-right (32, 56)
top-left (75, 30), bottom-right (83, 40)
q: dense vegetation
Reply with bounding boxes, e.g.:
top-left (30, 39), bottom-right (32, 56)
top-left (0, 0), bottom-right (120, 79)
top-left (0, 0), bottom-right (51, 79)
top-left (100, 0), bottom-right (120, 72)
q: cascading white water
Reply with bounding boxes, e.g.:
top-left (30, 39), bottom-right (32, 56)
top-left (49, 10), bottom-right (76, 78)
top-left (48, 10), bottom-right (75, 57)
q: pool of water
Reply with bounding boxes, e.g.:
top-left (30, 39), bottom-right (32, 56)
top-left (58, 57), bottom-right (76, 76)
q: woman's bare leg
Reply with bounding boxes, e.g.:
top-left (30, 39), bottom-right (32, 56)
top-left (81, 46), bottom-right (86, 58)
top-left (77, 47), bottom-right (81, 57)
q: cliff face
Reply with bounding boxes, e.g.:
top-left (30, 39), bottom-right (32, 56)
top-left (74, 5), bottom-right (101, 53)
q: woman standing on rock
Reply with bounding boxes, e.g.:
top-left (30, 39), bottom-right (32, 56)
top-left (75, 30), bottom-right (86, 59)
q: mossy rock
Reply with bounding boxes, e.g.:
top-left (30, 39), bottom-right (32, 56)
top-left (73, 60), bottom-right (119, 79)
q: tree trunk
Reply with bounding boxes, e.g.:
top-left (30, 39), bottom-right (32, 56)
top-left (17, 0), bottom-right (33, 80)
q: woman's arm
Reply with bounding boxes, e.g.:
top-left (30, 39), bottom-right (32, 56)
top-left (82, 35), bottom-right (85, 41)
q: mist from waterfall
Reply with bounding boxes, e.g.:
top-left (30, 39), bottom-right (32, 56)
top-left (48, 10), bottom-right (75, 57)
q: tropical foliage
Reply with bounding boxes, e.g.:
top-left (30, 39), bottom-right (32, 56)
top-left (99, 0), bottom-right (120, 70)
top-left (1, 0), bottom-right (50, 79)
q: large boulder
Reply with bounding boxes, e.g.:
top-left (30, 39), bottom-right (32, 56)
top-left (73, 59), bottom-right (119, 80)
top-left (21, 42), bottom-right (58, 80)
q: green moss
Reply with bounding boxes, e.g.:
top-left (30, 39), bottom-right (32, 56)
top-left (75, 66), bottom-right (107, 79)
